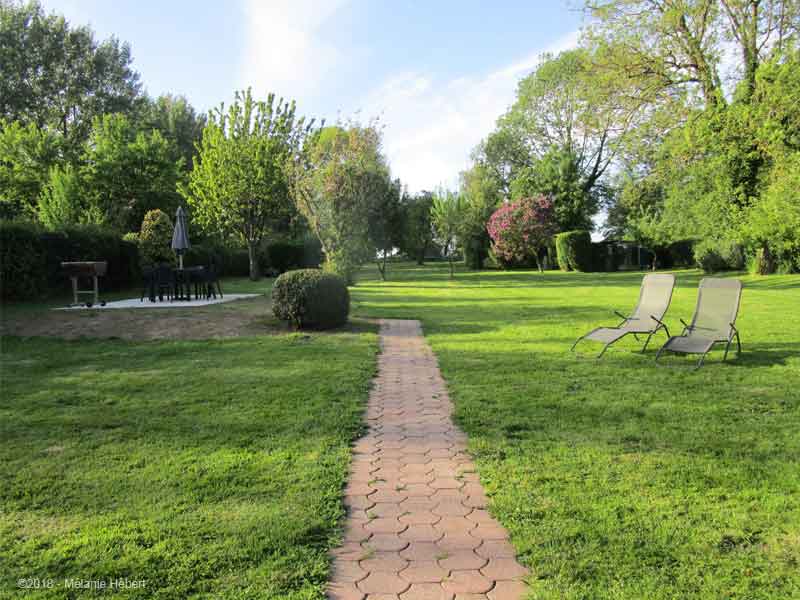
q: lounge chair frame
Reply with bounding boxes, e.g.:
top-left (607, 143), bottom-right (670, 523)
top-left (655, 278), bottom-right (742, 370)
top-left (571, 273), bottom-right (675, 359)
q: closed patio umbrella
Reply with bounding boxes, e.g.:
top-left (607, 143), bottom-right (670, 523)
top-left (171, 205), bottom-right (191, 269)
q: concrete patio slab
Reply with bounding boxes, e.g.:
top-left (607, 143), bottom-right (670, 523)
top-left (54, 293), bottom-right (260, 310)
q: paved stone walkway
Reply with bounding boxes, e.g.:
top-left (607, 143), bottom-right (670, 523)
top-left (327, 319), bottom-right (529, 600)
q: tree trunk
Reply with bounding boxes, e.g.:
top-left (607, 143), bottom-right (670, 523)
top-left (534, 252), bottom-right (543, 273)
top-left (755, 242), bottom-right (775, 275)
top-left (448, 255), bottom-right (454, 278)
top-left (247, 240), bottom-right (260, 281)
top-left (376, 252), bottom-right (387, 281)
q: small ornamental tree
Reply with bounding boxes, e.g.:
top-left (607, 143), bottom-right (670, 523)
top-left (431, 189), bottom-right (466, 278)
top-left (290, 123), bottom-right (388, 284)
top-left (138, 209), bottom-right (174, 266)
top-left (486, 195), bottom-right (557, 272)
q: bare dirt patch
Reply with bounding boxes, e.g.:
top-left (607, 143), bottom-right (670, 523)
top-left (0, 296), bottom-right (284, 341)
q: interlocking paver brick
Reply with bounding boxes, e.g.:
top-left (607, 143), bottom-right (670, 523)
top-left (400, 524), bottom-right (443, 542)
top-left (435, 517), bottom-right (476, 533)
top-left (441, 571), bottom-right (493, 594)
top-left (327, 581), bottom-right (365, 600)
top-left (400, 542), bottom-right (444, 562)
top-left (360, 552), bottom-right (408, 573)
top-left (438, 550), bottom-right (488, 571)
top-left (432, 501), bottom-right (471, 517)
top-left (437, 533), bottom-right (482, 552)
top-left (330, 560), bottom-right (368, 582)
top-left (400, 560), bottom-right (449, 583)
top-left (369, 503), bottom-right (405, 518)
top-left (480, 558), bottom-right (529, 581)
top-left (469, 523), bottom-right (509, 541)
top-left (357, 571), bottom-right (410, 594)
top-left (399, 510), bottom-right (440, 525)
top-left (487, 580), bottom-right (528, 599)
top-left (364, 518), bottom-right (406, 534)
top-left (368, 533), bottom-right (410, 552)
top-left (401, 498), bottom-right (438, 512)
top-left (328, 320), bottom-right (526, 600)
top-left (474, 540), bottom-right (517, 559)
top-left (400, 583), bottom-right (455, 599)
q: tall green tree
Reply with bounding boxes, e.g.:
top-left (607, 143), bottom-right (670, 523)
top-left (510, 146), bottom-right (599, 231)
top-left (431, 189), bottom-right (466, 278)
top-left (398, 191), bottom-right (435, 265)
top-left (479, 48), bottom-right (641, 230)
top-left (458, 163), bottom-right (500, 269)
top-left (183, 89), bottom-right (311, 280)
top-left (0, 119), bottom-right (62, 219)
top-left (82, 113), bottom-right (183, 233)
top-left (37, 163), bottom-right (89, 229)
top-left (0, 0), bottom-right (142, 155)
top-left (367, 177), bottom-right (404, 280)
top-left (138, 94), bottom-right (206, 171)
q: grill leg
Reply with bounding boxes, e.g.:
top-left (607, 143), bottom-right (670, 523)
top-left (93, 276), bottom-right (99, 305)
top-left (71, 277), bottom-right (78, 305)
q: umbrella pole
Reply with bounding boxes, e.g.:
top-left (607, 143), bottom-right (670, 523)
top-left (179, 254), bottom-right (184, 270)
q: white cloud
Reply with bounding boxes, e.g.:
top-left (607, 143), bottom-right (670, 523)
top-left (238, 0), bottom-right (348, 101)
top-left (362, 30), bottom-right (580, 193)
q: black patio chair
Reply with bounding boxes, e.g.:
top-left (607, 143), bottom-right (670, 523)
top-left (153, 263), bottom-right (175, 301)
top-left (140, 266), bottom-right (155, 302)
top-left (202, 261), bottom-right (223, 299)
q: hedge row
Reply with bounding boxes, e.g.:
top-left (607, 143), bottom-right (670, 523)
top-left (183, 238), bottom-right (323, 277)
top-left (1, 222), bottom-right (139, 301)
top-left (1, 221), bottom-right (325, 301)
top-left (556, 231), bottom-right (696, 272)
top-left (555, 231), bottom-right (596, 271)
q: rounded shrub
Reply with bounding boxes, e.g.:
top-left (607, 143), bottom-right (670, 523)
top-left (271, 269), bottom-right (349, 329)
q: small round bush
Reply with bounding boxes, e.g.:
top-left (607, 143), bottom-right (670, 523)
top-left (272, 269), bottom-right (349, 329)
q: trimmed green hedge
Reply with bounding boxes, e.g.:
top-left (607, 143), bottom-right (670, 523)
top-left (555, 230), bottom-right (596, 272)
top-left (271, 269), bottom-right (349, 329)
top-left (262, 238), bottom-right (323, 274)
top-left (183, 242), bottom-right (250, 277)
top-left (1, 222), bottom-right (139, 301)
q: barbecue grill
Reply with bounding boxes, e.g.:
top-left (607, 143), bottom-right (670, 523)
top-left (61, 261), bottom-right (108, 307)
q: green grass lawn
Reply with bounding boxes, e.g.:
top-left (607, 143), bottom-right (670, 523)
top-left (351, 262), bottom-right (800, 600)
top-left (0, 324), bottom-right (377, 598)
top-left (2, 265), bottom-right (798, 599)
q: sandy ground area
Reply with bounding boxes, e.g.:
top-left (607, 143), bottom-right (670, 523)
top-left (0, 296), bottom-right (285, 341)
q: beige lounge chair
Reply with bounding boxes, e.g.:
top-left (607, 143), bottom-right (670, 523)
top-left (655, 277), bottom-right (742, 369)
top-left (571, 273), bottom-right (675, 358)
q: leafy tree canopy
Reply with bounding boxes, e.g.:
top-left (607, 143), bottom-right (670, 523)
top-left (183, 89), bottom-right (312, 279)
top-left (0, 0), bottom-right (142, 154)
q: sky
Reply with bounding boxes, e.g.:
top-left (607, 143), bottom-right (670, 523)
top-left (44, 0), bottom-right (585, 193)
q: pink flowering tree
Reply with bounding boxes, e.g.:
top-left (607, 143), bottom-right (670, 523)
top-left (486, 195), bottom-right (557, 272)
